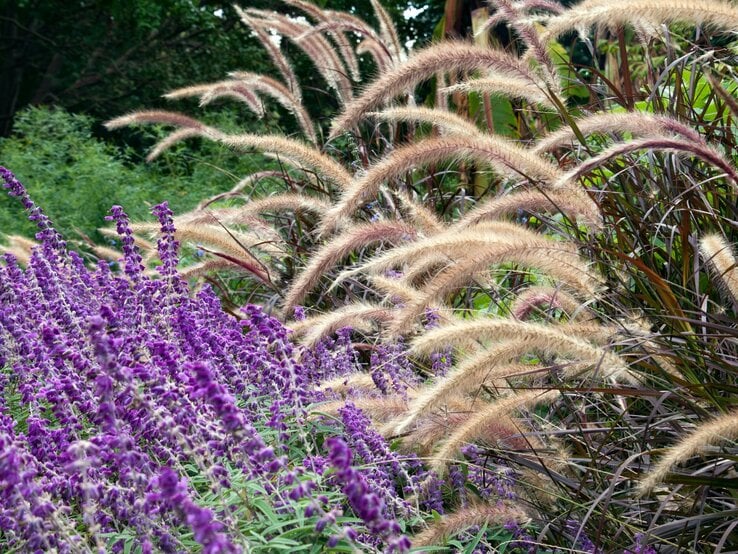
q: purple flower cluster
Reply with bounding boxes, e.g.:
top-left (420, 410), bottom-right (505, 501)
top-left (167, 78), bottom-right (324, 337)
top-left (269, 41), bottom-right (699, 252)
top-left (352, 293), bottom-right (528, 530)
top-left (625, 533), bottom-right (657, 554)
top-left (453, 445), bottom-right (538, 552)
top-left (369, 339), bottom-right (418, 397)
top-left (0, 168), bottom-right (434, 552)
top-left (564, 519), bottom-right (601, 554)
top-left (145, 468), bottom-right (238, 554)
top-left (326, 436), bottom-right (411, 553)
top-left (459, 444), bottom-right (518, 501)
top-left (0, 166), bottom-right (66, 257)
top-left (338, 403), bottom-right (442, 514)
top-left (0, 419), bottom-right (74, 552)
top-left (0, 172), bottom-right (260, 551)
top-left (301, 326), bottom-right (359, 386)
top-left (424, 308), bottom-right (452, 375)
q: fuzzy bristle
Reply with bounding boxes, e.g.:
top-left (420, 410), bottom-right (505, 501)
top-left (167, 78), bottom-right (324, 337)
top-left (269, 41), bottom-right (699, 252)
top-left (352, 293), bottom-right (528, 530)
top-left (367, 106), bottom-right (482, 137)
top-left (330, 42), bottom-right (542, 138)
top-left (455, 188), bottom-right (602, 230)
top-left (387, 239), bottom-right (601, 333)
top-left (391, 328), bottom-right (621, 435)
top-left (411, 501), bottom-right (530, 546)
top-left (699, 234), bottom-right (738, 304)
top-left (222, 134), bottom-right (353, 190)
top-left (104, 110), bottom-right (215, 132)
top-left (510, 285), bottom-right (595, 321)
top-left (429, 390), bottom-right (558, 474)
top-left (227, 72), bottom-right (317, 142)
top-left (288, 303), bottom-right (396, 346)
top-left (532, 112), bottom-right (705, 154)
top-left (282, 221), bottom-right (418, 313)
top-left (235, 6), bottom-right (302, 100)
top-left (553, 135), bottom-right (738, 190)
top-left (283, 0), bottom-right (361, 82)
top-left (638, 410), bottom-right (738, 496)
top-left (333, 221), bottom-right (582, 289)
top-left (442, 75), bottom-right (554, 107)
top-left (543, 0), bottom-right (738, 42)
top-left (320, 135), bottom-right (562, 235)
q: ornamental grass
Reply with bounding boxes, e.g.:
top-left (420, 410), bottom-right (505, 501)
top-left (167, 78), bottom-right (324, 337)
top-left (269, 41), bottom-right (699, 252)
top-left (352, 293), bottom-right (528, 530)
top-left (4, 0), bottom-right (738, 551)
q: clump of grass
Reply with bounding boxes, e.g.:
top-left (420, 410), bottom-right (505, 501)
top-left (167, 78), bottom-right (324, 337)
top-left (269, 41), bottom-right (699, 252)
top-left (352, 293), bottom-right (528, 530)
top-left (94, 0), bottom-right (738, 551)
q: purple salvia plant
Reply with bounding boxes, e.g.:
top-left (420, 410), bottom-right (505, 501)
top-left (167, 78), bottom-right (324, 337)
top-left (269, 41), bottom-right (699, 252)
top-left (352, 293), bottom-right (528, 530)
top-left (326, 436), bottom-right (411, 553)
top-left (424, 308), bottom-right (452, 376)
top-left (0, 168), bottom-right (440, 552)
top-left (369, 338), bottom-right (418, 397)
top-left (145, 468), bottom-right (240, 554)
top-left (625, 533), bottom-right (657, 554)
top-left (460, 444), bottom-right (518, 501)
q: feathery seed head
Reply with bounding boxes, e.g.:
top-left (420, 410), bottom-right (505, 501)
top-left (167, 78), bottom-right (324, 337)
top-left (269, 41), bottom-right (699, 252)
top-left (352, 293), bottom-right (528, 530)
top-left (543, 0), bottom-right (738, 43)
top-left (330, 42), bottom-right (543, 138)
top-left (699, 234), bottom-right (738, 304)
top-left (320, 135), bottom-right (563, 235)
top-left (282, 221), bottom-right (418, 313)
top-left (637, 410), bottom-right (738, 496)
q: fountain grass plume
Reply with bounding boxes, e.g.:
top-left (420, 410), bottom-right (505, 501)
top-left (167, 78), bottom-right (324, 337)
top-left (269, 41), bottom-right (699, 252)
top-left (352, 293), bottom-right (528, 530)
top-left (241, 9), bottom-right (353, 104)
top-left (510, 285), bottom-right (596, 321)
top-left (411, 501), bottom-right (530, 546)
top-left (366, 274), bottom-right (428, 305)
top-left (221, 134), bottom-right (353, 190)
top-left (699, 234), bottom-right (738, 305)
top-left (282, 221), bottom-right (418, 314)
top-left (164, 80), bottom-right (265, 115)
top-left (542, 0), bottom-right (738, 42)
top-left (316, 372), bottom-right (378, 397)
top-left (195, 171), bottom-right (290, 210)
top-left (319, 135), bottom-right (563, 235)
top-left (441, 75), bottom-right (555, 108)
top-left (428, 389), bottom-right (558, 474)
top-left (235, 6), bottom-right (301, 99)
top-left (224, 193), bottom-right (330, 219)
top-left (315, 396), bottom-right (411, 423)
top-left (369, 0), bottom-right (404, 63)
top-left (289, 303), bottom-right (396, 346)
top-left (366, 106), bottom-right (483, 137)
top-left (454, 188), bottom-right (602, 230)
top-left (389, 328), bottom-right (621, 436)
top-left (637, 410), bottom-right (738, 496)
top-left (282, 0), bottom-right (361, 82)
top-left (408, 318), bottom-right (629, 380)
top-left (330, 42), bottom-right (544, 138)
top-left (395, 193), bottom-right (446, 235)
top-left (331, 221), bottom-right (583, 288)
top-left (387, 241), bottom-right (601, 333)
top-left (553, 135), bottom-right (738, 190)
top-left (532, 112), bottom-right (705, 154)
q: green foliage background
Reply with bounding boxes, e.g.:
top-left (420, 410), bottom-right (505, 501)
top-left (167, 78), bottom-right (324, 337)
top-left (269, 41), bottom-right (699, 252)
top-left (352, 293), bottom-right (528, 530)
top-left (0, 106), bottom-right (268, 240)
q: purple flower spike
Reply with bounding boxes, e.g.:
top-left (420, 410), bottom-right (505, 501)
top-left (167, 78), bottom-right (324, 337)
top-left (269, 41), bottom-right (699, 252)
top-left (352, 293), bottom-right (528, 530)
top-left (626, 533), bottom-right (656, 554)
top-left (106, 206), bottom-right (144, 282)
top-left (326, 437), bottom-right (410, 553)
top-left (149, 469), bottom-right (241, 554)
top-left (0, 167), bottom-right (459, 552)
top-left (152, 201), bottom-right (186, 296)
top-left (0, 166), bottom-right (66, 257)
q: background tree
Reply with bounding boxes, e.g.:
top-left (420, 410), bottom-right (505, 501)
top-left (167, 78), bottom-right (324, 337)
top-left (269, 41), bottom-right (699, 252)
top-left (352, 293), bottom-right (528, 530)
top-left (0, 0), bottom-right (444, 137)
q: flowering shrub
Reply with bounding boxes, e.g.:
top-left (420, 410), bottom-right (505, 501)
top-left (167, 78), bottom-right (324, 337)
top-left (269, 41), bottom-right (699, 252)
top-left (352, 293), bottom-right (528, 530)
top-left (0, 167), bottom-right (434, 553)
